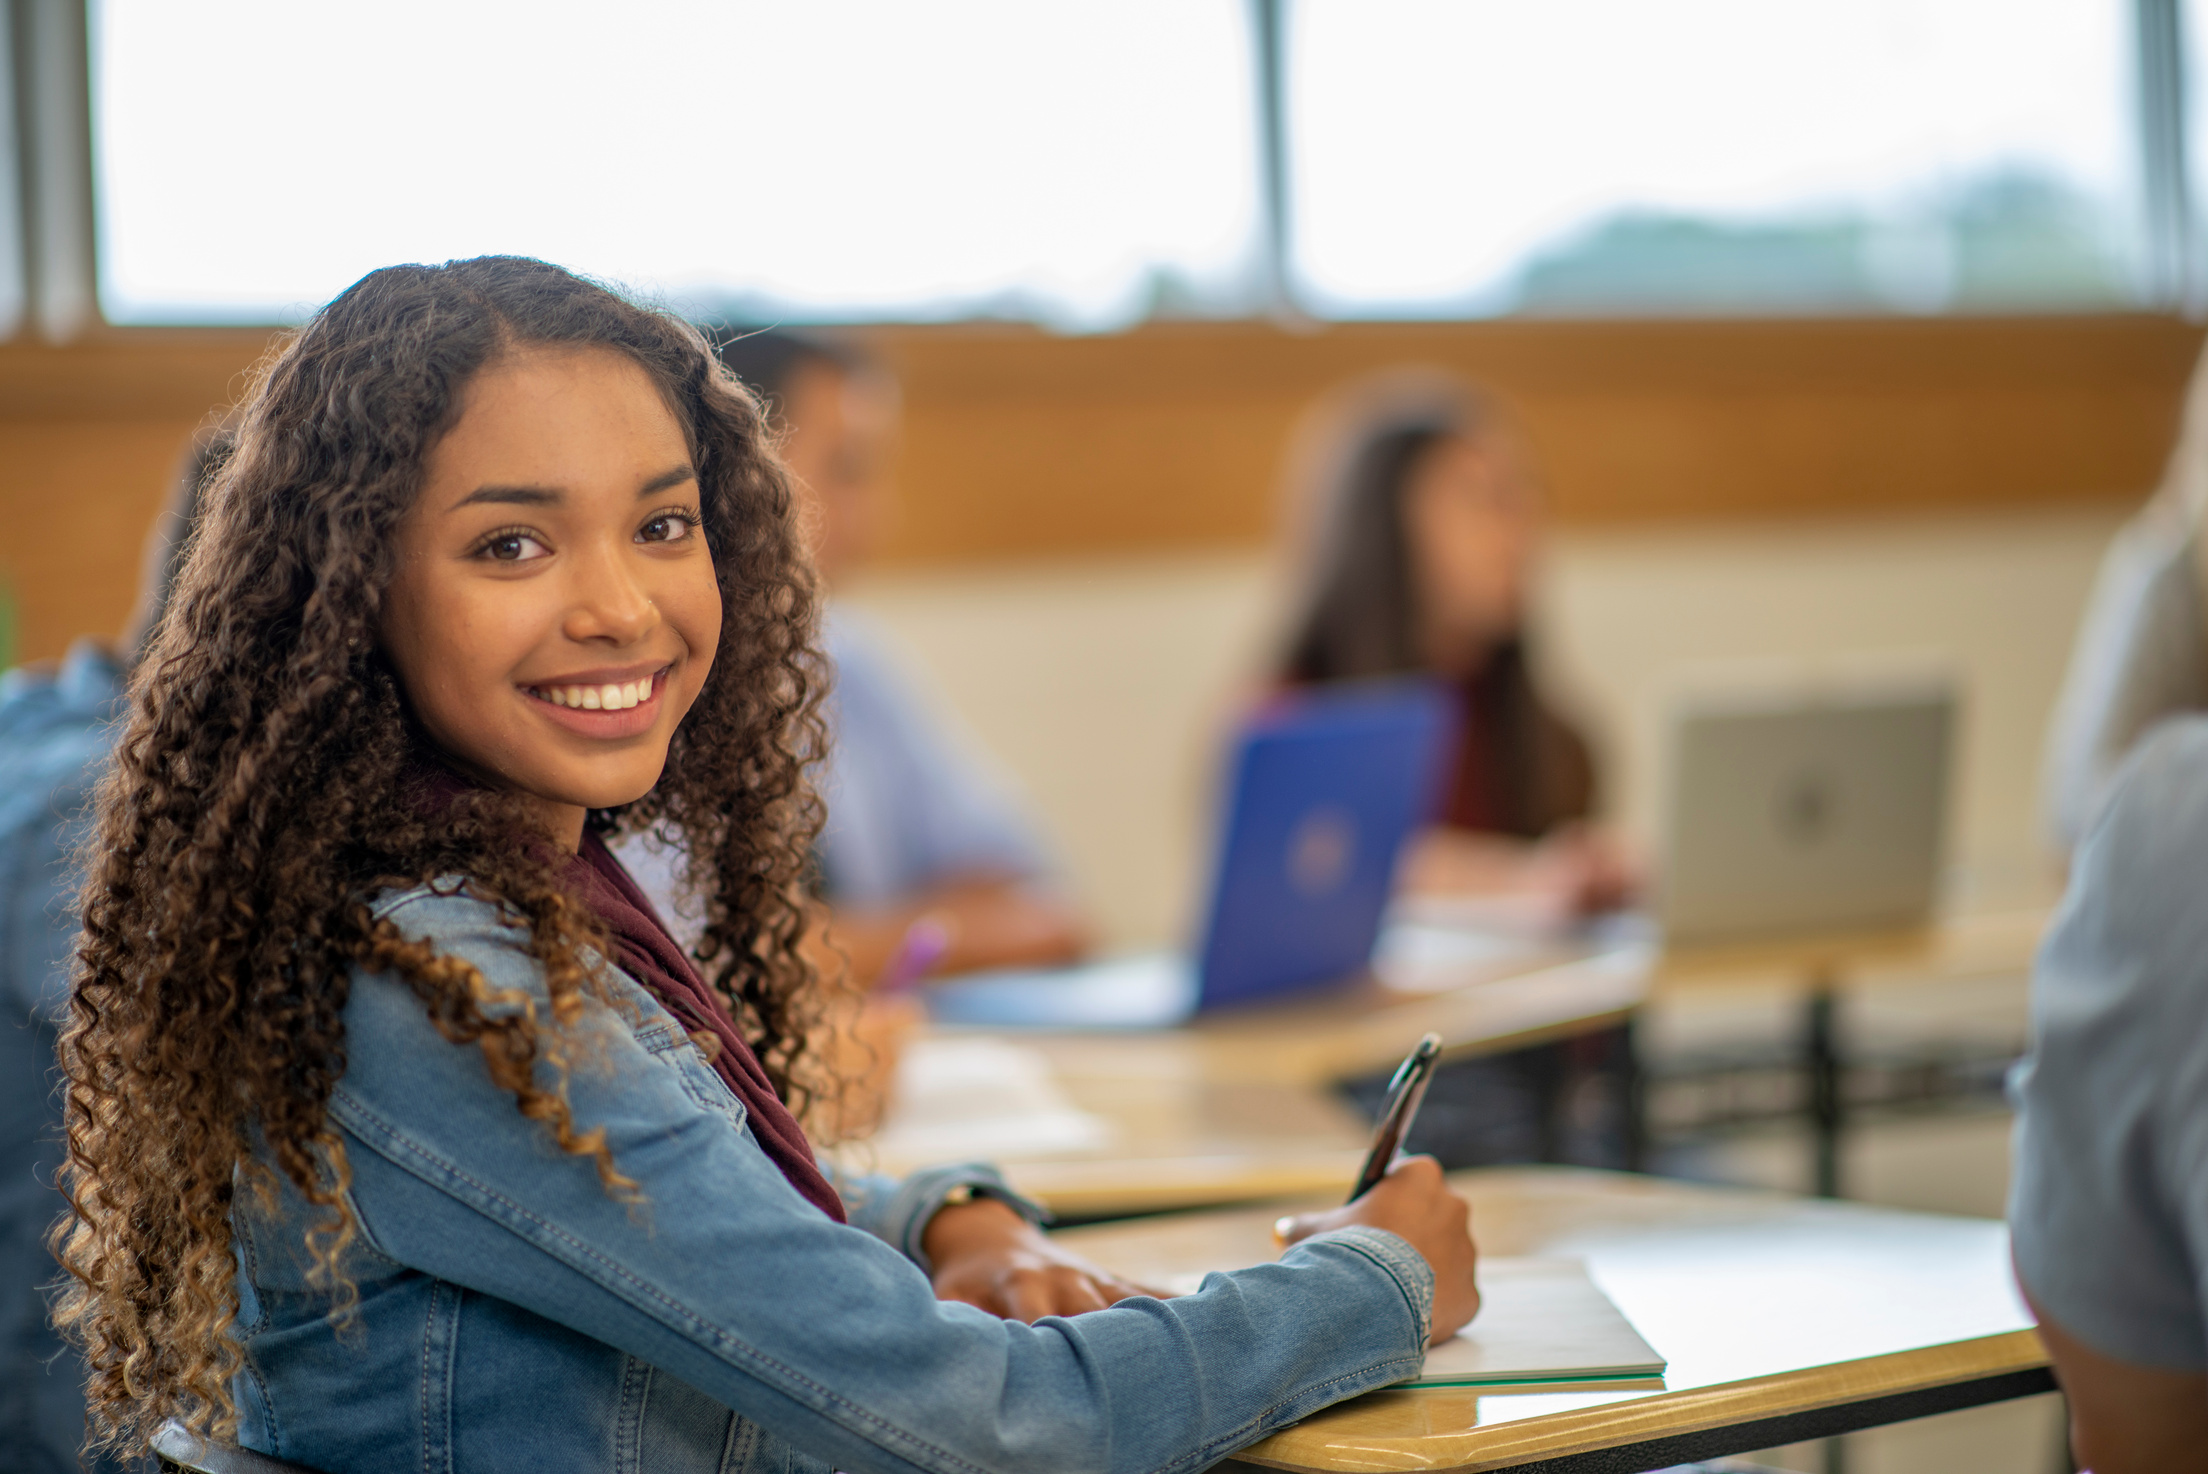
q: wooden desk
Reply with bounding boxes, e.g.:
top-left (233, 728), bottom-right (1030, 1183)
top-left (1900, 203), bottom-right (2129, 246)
top-left (850, 1040), bottom-right (1375, 1220)
top-left (1053, 1167), bottom-right (2051, 1473)
top-left (1650, 904), bottom-right (2051, 1197)
top-left (1000, 941), bottom-right (1647, 1091)
top-left (869, 942), bottom-right (1648, 1218)
top-left (863, 903), bottom-right (2048, 1217)
top-left (1650, 905), bottom-right (2050, 998)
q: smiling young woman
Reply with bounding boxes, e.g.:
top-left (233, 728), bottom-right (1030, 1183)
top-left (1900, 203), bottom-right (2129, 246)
top-left (378, 345), bottom-right (725, 847)
top-left (51, 257), bottom-right (1479, 1474)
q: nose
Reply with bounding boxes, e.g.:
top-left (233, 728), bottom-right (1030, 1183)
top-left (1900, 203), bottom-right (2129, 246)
top-left (561, 537), bottom-right (659, 647)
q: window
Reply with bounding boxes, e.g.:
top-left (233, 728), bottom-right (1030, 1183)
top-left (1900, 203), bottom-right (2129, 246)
top-left (1286, 0), bottom-right (2146, 316)
top-left (93, 0), bottom-right (1260, 329)
top-left (72, 0), bottom-right (2198, 328)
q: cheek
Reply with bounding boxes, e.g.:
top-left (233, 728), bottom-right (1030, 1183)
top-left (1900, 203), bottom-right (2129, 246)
top-left (383, 570), bottom-right (528, 734)
top-left (669, 562), bottom-right (724, 675)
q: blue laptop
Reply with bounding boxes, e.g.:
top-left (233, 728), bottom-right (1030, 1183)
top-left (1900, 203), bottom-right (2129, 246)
top-left (927, 679), bottom-right (1456, 1029)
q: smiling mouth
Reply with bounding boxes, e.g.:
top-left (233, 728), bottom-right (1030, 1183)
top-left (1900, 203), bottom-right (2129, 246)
top-left (523, 666), bottom-right (670, 712)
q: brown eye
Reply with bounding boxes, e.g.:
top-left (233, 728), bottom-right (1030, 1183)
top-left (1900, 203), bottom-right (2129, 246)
top-left (640, 512), bottom-right (698, 544)
top-left (479, 532), bottom-right (550, 562)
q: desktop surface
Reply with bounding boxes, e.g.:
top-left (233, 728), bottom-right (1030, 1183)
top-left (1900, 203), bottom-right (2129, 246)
top-left (1056, 1167), bottom-right (2044, 1473)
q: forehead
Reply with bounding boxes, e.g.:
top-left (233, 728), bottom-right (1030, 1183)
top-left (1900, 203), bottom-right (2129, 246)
top-left (430, 346), bottom-right (689, 484)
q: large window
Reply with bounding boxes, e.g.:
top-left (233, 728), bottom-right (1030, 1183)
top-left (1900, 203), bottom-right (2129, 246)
top-left (59, 0), bottom-right (2204, 327)
top-left (93, 0), bottom-right (1260, 328)
top-left (1289, 0), bottom-right (2146, 316)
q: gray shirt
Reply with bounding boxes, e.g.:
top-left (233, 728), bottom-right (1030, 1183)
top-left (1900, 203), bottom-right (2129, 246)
top-left (2010, 715), bottom-right (2208, 1368)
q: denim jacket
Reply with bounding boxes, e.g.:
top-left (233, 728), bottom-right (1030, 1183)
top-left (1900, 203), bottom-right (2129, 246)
top-left (230, 885), bottom-right (1434, 1474)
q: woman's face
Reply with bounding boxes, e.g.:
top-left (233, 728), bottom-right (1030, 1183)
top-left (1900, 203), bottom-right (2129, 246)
top-left (1401, 428), bottom-right (1542, 675)
top-left (380, 345), bottom-right (723, 846)
top-left (776, 359), bottom-right (897, 587)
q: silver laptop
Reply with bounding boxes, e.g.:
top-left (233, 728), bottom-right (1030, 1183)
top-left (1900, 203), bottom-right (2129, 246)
top-left (1656, 675), bottom-right (1955, 945)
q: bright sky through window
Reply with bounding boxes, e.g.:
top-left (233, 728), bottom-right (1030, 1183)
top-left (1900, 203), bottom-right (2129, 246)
top-left (1288, 0), bottom-right (2144, 315)
top-left (94, 0), bottom-right (1261, 328)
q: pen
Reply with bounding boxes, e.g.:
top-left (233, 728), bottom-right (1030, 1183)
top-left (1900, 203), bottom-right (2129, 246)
top-left (1346, 1032), bottom-right (1444, 1204)
top-left (876, 913), bottom-right (953, 996)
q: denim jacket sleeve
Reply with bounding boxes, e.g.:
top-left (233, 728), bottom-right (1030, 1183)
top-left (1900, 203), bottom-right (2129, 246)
top-left (327, 888), bottom-right (1431, 1474)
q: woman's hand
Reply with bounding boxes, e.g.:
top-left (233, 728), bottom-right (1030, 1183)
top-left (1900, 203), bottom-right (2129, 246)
top-left (924, 1197), bottom-right (1162, 1320)
top-left (1275, 1156), bottom-right (1481, 1347)
top-left (1398, 823), bottom-right (1636, 923)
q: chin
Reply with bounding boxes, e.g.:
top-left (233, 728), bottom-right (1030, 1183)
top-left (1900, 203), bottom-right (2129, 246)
top-left (532, 764), bottom-right (663, 814)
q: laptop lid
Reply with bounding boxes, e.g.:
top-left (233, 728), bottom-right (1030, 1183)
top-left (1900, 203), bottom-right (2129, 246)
top-left (1656, 675), bottom-right (1955, 946)
top-left (1193, 679), bottom-right (1456, 1009)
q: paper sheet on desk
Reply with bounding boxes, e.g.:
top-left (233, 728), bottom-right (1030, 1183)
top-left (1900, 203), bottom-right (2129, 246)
top-left (865, 1037), bottom-right (1115, 1163)
top-left (1375, 902), bottom-right (1654, 994)
top-left (1164, 1257), bottom-right (1664, 1389)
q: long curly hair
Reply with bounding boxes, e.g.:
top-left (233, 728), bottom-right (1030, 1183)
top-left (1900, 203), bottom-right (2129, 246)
top-left (51, 257), bottom-right (834, 1454)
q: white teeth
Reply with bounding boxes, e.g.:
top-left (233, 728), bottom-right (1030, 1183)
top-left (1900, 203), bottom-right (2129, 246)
top-left (532, 673), bottom-right (660, 711)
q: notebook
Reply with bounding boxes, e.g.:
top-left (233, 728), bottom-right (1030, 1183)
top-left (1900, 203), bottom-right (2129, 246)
top-left (1166, 1256), bottom-right (1664, 1390)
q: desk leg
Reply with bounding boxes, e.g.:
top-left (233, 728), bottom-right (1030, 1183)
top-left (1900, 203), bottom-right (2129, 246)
top-left (1807, 974), bottom-right (1843, 1199)
top-left (1621, 1016), bottom-right (1647, 1174)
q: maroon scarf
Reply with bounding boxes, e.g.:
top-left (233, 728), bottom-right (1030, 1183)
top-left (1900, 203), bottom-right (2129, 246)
top-left (565, 830), bottom-right (846, 1223)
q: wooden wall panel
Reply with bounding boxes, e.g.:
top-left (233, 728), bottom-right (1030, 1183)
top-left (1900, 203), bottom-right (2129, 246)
top-left (0, 316), bottom-right (2199, 661)
top-left (864, 315), bottom-right (2205, 562)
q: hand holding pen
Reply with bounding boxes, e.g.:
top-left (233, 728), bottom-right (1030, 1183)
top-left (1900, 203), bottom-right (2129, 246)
top-left (1271, 1033), bottom-right (1482, 1346)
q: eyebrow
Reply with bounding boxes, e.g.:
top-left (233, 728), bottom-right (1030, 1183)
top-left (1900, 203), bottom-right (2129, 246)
top-left (451, 463), bottom-right (697, 511)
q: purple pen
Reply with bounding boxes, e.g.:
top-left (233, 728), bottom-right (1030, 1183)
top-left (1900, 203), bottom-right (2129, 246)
top-left (876, 914), bottom-right (953, 995)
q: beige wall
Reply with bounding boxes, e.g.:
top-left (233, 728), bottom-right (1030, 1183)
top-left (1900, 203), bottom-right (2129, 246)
top-left (845, 504), bottom-right (2124, 948)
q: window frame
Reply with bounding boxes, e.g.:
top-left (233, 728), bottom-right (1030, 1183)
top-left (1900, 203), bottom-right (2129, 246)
top-left (5, 0), bottom-right (2197, 341)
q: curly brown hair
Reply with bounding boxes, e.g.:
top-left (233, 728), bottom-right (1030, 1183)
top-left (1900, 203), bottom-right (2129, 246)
top-left (51, 256), bottom-right (834, 1454)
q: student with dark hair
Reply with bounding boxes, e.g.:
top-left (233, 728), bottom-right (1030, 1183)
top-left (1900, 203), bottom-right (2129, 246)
top-left (0, 429), bottom-right (225, 1473)
top-left (1276, 372), bottom-right (1632, 1169)
top-left (1277, 371), bottom-right (1627, 917)
top-left (627, 327), bottom-right (1085, 986)
top-left (52, 258), bottom-right (1480, 1470)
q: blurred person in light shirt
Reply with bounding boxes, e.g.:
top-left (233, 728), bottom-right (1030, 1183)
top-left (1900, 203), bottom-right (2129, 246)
top-left (621, 329), bottom-right (1088, 996)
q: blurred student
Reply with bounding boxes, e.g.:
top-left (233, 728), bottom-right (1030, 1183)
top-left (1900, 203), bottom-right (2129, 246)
top-left (2010, 720), bottom-right (2208, 1469)
top-left (2044, 341), bottom-right (2208, 852)
top-left (1274, 373), bottom-right (1633, 1170)
top-left (1275, 370), bottom-right (1628, 921)
top-left (1, 431), bottom-right (220, 1474)
top-left (626, 329), bottom-right (1085, 986)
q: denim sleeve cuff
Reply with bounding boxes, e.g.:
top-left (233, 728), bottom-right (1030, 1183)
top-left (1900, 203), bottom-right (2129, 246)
top-left (877, 1163), bottom-right (1051, 1274)
top-left (1297, 1224), bottom-right (1434, 1349)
